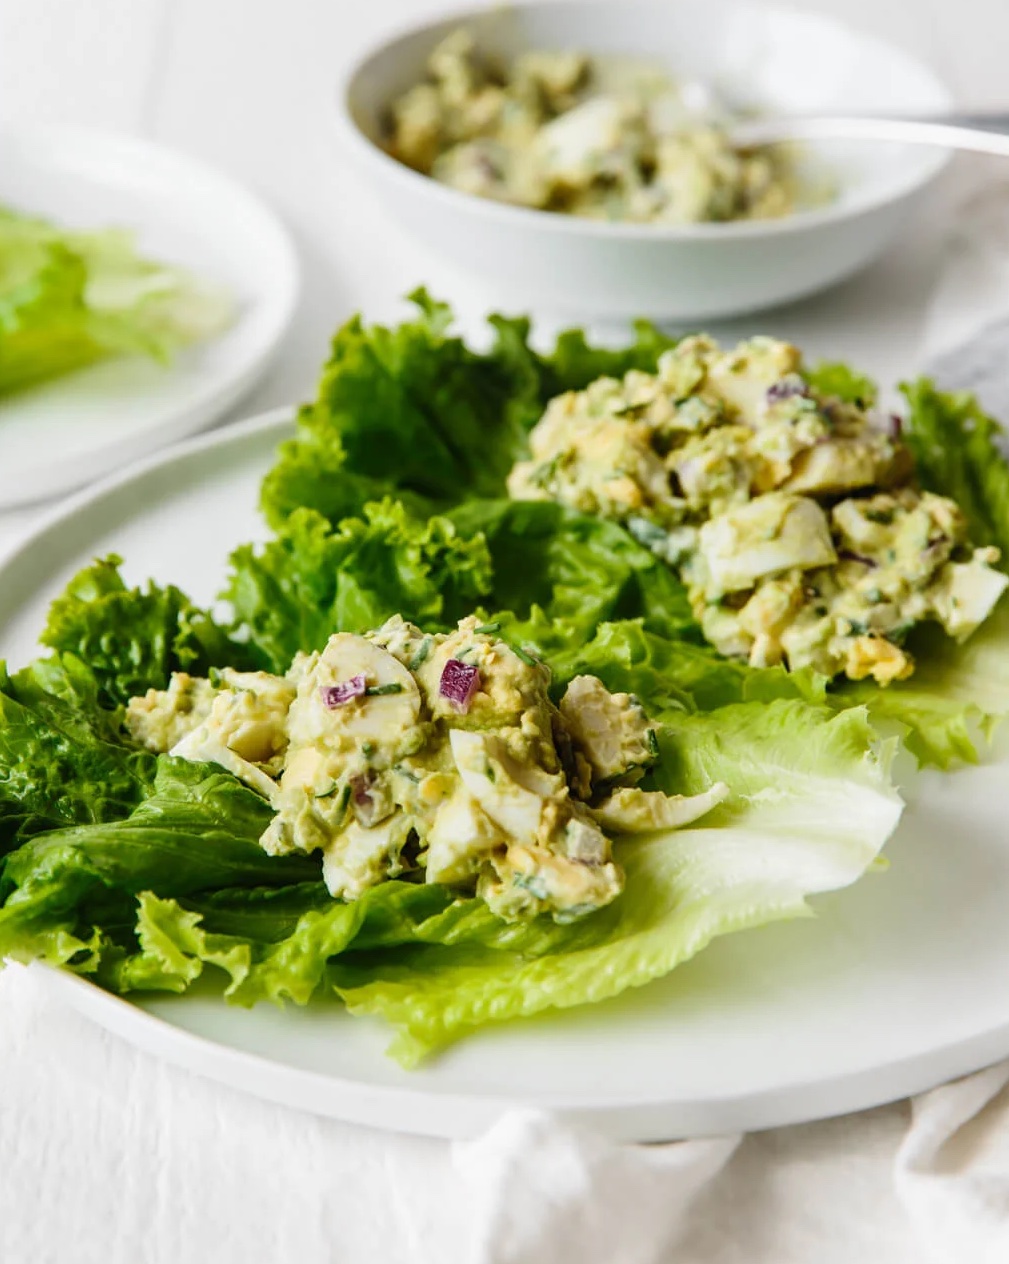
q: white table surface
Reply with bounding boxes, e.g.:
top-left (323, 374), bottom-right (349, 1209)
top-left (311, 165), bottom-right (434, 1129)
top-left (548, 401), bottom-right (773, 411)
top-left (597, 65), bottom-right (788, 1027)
top-left (2, 2), bottom-right (1009, 1261)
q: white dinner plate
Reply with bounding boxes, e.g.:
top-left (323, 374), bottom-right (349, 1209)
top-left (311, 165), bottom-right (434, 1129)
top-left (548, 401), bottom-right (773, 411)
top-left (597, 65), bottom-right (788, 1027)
top-left (4, 412), bottom-right (1009, 1142)
top-left (0, 126), bottom-right (298, 508)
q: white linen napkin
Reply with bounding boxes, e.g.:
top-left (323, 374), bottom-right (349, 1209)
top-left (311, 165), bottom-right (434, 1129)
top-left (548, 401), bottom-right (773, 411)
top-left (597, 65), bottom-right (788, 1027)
top-left (449, 1064), bottom-right (1009, 1264)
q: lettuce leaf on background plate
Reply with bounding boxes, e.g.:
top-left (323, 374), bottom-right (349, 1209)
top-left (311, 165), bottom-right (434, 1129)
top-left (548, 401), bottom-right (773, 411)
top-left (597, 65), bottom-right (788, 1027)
top-left (0, 205), bottom-right (231, 396)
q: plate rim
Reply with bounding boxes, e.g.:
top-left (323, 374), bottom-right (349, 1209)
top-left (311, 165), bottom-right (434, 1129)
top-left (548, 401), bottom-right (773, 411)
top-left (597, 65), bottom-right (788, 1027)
top-left (4, 410), bottom-right (1009, 1141)
top-left (31, 958), bottom-right (1009, 1142)
top-left (0, 123), bottom-right (301, 508)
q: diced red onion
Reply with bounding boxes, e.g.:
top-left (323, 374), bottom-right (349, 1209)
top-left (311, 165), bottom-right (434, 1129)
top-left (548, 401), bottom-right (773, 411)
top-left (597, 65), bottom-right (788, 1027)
top-left (839, 549), bottom-right (877, 569)
top-left (439, 659), bottom-right (480, 711)
top-left (350, 773), bottom-right (381, 825)
top-left (889, 413), bottom-right (903, 439)
top-left (320, 675), bottom-right (366, 708)
top-left (766, 378), bottom-right (808, 403)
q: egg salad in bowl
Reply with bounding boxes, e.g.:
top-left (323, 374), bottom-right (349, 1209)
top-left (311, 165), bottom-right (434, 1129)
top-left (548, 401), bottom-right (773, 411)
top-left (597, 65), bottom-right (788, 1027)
top-left (386, 28), bottom-right (809, 225)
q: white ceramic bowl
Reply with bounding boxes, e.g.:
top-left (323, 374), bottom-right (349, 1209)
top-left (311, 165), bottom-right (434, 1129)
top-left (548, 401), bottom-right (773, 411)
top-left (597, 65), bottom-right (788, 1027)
top-left (338, 0), bottom-right (952, 321)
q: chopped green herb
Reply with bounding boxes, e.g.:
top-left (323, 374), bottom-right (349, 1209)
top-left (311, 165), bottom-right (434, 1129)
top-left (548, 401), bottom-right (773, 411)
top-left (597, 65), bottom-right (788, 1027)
top-left (314, 782), bottom-right (339, 799)
top-left (473, 622), bottom-right (501, 635)
top-left (208, 666), bottom-right (223, 688)
top-left (408, 636), bottom-right (433, 670)
top-left (528, 457), bottom-right (559, 489)
top-left (511, 873), bottom-right (548, 900)
top-left (595, 764), bottom-right (646, 796)
top-left (362, 742), bottom-right (375, 757)
top-left (646, 728), bottom-right (660, 760)
top-left (366, 683), bottom-right (404, 696)
top-left (626, 516), bottom-right (667, 548)
top-left (510, 643), bottom-right (538, 666)
top-left (338, 784), bottom-right (352, 813)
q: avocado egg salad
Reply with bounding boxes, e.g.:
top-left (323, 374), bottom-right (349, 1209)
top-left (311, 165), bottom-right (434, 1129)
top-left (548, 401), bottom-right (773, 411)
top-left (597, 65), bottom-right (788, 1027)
top-left (386, 28), bottom-right (811, 224)
top-left (508, 334), bottom-right (1008, 685)
top-left (127, 615), bottom-right (727, 923)
top-left (2, 294), bottom-right (1007, 1066)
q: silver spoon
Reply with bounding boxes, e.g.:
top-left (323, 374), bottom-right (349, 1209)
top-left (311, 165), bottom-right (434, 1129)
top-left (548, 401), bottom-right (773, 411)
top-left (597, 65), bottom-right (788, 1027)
top-left (731, 113), bottom-right (1009, 157)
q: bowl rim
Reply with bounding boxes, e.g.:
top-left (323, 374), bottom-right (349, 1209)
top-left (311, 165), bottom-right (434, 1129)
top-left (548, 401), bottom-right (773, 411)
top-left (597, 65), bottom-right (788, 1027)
top-left (335, 0), bottom-right (955, 243)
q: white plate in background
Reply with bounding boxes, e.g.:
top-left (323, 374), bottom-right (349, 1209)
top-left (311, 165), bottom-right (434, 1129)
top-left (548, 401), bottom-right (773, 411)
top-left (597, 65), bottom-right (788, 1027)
top-left (0, 126), bottom-right (299, 508)
top-left (4, 413), bottom-right (1009, 1141)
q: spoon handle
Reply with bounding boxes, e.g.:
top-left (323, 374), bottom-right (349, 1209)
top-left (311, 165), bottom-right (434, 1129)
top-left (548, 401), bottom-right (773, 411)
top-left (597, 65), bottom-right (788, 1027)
top-left (732, 113), bottom-right (1009, 157)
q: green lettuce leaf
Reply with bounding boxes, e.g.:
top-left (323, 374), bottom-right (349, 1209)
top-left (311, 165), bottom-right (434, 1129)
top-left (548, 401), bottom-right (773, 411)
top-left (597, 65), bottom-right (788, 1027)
top-left (0, 205), bottom-right (231, 396)
top-left (903, 379), bottom-right (1009, 557)
top-left (227, 495), bottom-right (703, 676)
top-left (260, 290), bottom-right (676, 529)
top-left (0, 759), bottom-right (320, 968)
top-left (224, 502), bottom-right (493, 674)
top-left (446, 499), bottom-right (699, 646)
top-left (335, 700), bottom-right (902, 1065)
top-left (836, 603), bottom-right (1009, 768)
top-left (0, 655), bottom-right (156, 851)
top-left (534, 319), bottom-right (679, 399)
top-left (95, 880), bottom-right (459, 1002)
top-left (41, 555), bottom-right (249, 707)
top-left (802, 360), bottom-right (878, 406)
top-left (260, 291), bottom-right (541, 527)
top-left (540, 619), bottom-right (827, 713)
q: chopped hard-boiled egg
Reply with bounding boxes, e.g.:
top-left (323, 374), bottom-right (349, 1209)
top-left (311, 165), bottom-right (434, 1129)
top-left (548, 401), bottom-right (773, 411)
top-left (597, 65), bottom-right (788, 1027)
top-left (126, 667), bottom-right (295, 801)
top-left (692, 493), bottom-right (837, 599)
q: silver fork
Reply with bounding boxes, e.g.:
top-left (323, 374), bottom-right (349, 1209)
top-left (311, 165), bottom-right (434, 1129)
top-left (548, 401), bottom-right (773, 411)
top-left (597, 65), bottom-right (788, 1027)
top-left (731, 113), bottom-right (1009, 157)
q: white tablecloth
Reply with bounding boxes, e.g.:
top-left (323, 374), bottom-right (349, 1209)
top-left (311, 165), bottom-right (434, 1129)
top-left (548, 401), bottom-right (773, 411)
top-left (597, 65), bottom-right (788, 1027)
top-left (7, 956), bottom-right (1009, 1264)
top-left (4, 3), bottom-right (1009, 1261)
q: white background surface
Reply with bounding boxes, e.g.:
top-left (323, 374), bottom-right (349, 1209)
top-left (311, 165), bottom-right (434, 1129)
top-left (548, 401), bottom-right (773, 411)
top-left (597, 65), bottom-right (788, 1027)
top-left (4, 2), bottom-right (1009, 1261)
